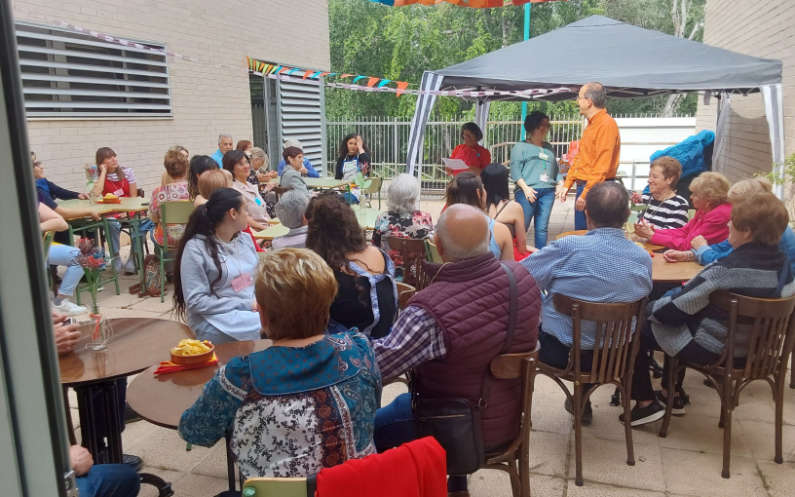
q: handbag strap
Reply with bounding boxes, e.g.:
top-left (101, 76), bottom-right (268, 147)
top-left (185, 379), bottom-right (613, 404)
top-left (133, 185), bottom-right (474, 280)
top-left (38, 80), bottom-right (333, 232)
top-left (479, 262), bottom-right (518, 407)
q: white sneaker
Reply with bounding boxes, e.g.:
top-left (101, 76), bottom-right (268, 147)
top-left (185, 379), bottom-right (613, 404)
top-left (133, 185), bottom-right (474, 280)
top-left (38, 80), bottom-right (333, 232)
top-left (53, 299), bottom-right (88, 316)
top-left (123, 258), bottom-right (137, 275)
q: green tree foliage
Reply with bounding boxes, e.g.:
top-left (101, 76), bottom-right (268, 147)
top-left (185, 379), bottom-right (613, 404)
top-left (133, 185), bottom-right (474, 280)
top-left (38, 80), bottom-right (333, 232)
top-left (326, 0), bottom-right (704, 119)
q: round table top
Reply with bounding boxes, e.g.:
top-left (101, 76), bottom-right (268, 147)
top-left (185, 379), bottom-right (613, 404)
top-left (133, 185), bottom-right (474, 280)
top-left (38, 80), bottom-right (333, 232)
top-left (59, 318), bottom-right (193, 386)
top-left (58, 198), bottom-right (149, 221)
top-left (126, 339), bottom-right (272, 429)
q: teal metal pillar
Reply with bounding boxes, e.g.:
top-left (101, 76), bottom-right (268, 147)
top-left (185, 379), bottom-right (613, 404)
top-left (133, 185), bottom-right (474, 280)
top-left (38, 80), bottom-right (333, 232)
top-left (520, 3), bottom-right (532, 140)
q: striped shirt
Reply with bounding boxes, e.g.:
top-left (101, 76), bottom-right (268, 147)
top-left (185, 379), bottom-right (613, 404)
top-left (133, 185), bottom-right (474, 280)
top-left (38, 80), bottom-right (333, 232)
top-left (520, 227), bottom-right (653, 349)
top-left (371, 305), bottom-right (447, 381)
top-left (637, 193), bottom-right (689, 230)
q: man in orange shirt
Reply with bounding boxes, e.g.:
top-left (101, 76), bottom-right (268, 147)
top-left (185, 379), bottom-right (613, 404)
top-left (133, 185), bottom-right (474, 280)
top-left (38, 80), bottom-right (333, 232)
top-left (556, 82), bottom-right (621, 230)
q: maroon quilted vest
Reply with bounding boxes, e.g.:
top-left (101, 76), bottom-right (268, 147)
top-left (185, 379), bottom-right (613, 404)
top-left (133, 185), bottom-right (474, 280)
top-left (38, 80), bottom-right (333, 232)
top-left (411, 253), bottom-right (541, 449)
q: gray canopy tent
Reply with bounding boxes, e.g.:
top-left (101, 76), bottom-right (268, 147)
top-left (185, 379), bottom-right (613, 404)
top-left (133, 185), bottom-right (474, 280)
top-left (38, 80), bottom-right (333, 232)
top-left (407, 15), bottom-right (784, 191)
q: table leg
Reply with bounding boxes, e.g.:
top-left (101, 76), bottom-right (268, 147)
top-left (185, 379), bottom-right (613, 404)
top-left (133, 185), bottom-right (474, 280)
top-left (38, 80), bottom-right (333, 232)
top-left (225, 434), bottom-right (236, 492)
top-left (74, 384), bottom-right (104, 461)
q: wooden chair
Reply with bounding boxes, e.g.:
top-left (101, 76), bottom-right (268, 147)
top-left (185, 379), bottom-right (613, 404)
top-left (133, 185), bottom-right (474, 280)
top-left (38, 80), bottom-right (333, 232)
top-left (152, 201), bottom-right (194, 302)
top-left (383, 236), bottom-right (431, 290)
top-left (658, 291), bottom-right (795, 478)
top-left (362, 175), bottom-right (383, 209)
top-left (790, 353), bottom-right (794, 389)
top-left (242, 477), bottom-right (312, 497)
top-left (537, 294), bottom-right (647, 486)
top-left (425, 238), bottom-right (442, 263)
top-left (395, 281), bottom-right (416, 310)
top-left (483, 343), bottom-right (540, 497)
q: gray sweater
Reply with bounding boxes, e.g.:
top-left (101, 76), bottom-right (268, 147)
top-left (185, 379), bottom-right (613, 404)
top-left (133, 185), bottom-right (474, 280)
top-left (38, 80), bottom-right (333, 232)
top-left (280, 168), bottom-right (309, 194)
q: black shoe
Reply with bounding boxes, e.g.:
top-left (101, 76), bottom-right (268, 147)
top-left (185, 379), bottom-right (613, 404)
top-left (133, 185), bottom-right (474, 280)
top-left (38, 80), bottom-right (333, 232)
top-left (655, 390), bottom-right (689, 416)
top-left (609, 387), bottom-right (622, 406)
top-left (619, 401), bottom-right (665, 427)
top-left (124, 404), bottom-right (142, 423)
top-left (122, 453), bottom-right (143, 471)
top-left (564, 397), bottom-right (593, 426)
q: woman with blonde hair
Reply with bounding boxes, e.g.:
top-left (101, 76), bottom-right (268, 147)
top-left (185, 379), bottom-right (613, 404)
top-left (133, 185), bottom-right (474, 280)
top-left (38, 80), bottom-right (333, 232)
top-left (663, 177), bottom-right (795, 270)
top-left (634, 171), bottom-right (731, 250)
top-left (179, 248), bottom-right (380, 479)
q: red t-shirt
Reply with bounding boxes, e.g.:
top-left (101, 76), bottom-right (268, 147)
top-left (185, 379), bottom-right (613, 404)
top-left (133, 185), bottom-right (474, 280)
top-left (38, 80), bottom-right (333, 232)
top-left (450, 143), bottom-right (491, 175)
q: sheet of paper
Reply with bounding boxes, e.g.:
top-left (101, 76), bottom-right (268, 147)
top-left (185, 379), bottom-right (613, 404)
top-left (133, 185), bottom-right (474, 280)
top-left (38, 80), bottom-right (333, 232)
top-left (442, 158), bottom-right (470, 171)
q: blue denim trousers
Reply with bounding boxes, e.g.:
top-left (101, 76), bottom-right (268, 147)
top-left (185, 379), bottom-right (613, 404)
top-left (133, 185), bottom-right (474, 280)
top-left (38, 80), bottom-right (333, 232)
top-left (574, 182), bottom-right (587, 231)
top-left (76, 463), bottom-right (140, 497)
top-left (515, 187), bottom-right (555, 248)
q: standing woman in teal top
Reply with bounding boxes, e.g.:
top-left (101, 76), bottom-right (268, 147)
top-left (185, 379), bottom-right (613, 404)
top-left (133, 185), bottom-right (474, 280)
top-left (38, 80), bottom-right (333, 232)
top-left (510, 111), bottom-right (561, 248)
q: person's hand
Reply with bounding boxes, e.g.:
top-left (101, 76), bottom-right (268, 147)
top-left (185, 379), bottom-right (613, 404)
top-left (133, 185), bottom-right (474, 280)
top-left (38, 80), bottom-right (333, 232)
top-left (523, 186), bottom-right (537, 203)
top-left (631, 192), bottom-right (642, 203)
top-left (78, 193), bottom-right (89, 200)
top-left (299, 166), bottom-right (308, 176)
top-left (69, 445), bottom-right (93, 476)
top-left (575, 196), bottom-right (586, 211)
top-left (267, 170), bottom-right (278, 179)
top-left (691, 235), bottom-right (708, 250)
top-left (98, 162), bottom-right (107, 174)
top-left (555, 184), bottom-right (568, 202)
top-left (54, 321), bottom-right (81, 355)
top-left (51, 311), bottom-right (68, 324)
top-left (664, 250), bottom-right (696, 263)
top-left (90, 210), bottom-right (101, 221)
top-left (634, 222), bottom-right (654, 239)
top-left (356, 136), bottom-right (365, 155)
top-left (256, 171), bottom-right (269, 183)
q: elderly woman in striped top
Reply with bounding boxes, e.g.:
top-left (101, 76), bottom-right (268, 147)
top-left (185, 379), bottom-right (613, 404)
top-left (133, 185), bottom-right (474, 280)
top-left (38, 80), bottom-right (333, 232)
top-left (631, 156), bottom-right (689, 235)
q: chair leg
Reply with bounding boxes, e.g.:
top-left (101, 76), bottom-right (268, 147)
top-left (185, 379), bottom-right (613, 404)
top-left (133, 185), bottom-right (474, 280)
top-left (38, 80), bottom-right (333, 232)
top-left (622, 382), bottom-right (635, 466)
top-left (790, 353), bottom-right (794, 389)
top-left (573, 383), bottom-right (584, 486)
top-left (658, 357), bottom-right (676, 438)
top-left (775, 379), bottom-right (784, 464)
top-left (520, 442), bottom-right (530, 497)
top-left (721, 379), bottom-right (732, 478)
top-left (508, 462), bottom-right (520, 497)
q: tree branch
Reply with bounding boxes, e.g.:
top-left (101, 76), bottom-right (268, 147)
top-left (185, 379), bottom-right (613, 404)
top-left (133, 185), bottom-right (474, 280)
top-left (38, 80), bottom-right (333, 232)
top-left (688, 21), bottom-right (704, 40)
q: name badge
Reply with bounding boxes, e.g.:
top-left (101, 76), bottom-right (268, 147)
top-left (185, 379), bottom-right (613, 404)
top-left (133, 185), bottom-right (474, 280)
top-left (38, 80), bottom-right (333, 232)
top-left (539, 174), bottom-right (550, 183)
top-left (231, 273), bottom-right (253, 293)
top-left (113, 188), bottom-right (125, 197)
top-left (254, 197), bottom-right (263, 206)
top-left (538, 152), bottom-right (549, 161)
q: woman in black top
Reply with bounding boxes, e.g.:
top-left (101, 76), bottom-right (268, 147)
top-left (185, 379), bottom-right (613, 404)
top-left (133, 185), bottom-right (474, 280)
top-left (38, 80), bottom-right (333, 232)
top-left (334, 133), bottom-right (371, 181)
top-left (306, 193), bottom-right (397, 339)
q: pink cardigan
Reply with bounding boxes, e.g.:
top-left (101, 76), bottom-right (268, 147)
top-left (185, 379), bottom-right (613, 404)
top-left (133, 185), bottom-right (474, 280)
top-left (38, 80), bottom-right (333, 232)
top-left (650, 202), bottom-right (731, 251)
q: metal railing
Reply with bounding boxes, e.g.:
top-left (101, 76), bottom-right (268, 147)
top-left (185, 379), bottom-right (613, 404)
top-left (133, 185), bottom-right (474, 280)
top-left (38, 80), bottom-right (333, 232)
top-left (326, 114), bottom-right (690, 193)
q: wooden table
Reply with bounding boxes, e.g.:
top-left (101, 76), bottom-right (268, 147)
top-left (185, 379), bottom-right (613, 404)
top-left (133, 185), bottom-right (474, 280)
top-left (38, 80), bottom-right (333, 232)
top-left (252, 205), bottom-right (381, 241)
top-left (60, 318), bottom-right (192, 462)
top-left (551, 229), bottom-right (703, 282)
top-left (58, 197), bottom-right (149, 221)
top-left (127, 339), bottom-right (271, 492)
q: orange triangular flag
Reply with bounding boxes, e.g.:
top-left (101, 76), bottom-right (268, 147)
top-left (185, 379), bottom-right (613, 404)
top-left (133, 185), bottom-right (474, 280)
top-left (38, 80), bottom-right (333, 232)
top-left (367, 77), bottom-right (379, 87)
top-left (395, 81), bottom-right (409, 97)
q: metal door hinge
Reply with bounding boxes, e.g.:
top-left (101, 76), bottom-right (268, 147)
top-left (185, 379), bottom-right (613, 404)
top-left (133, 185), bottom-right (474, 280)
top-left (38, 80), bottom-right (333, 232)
top-left (64, 469), bottom-right (79, 497)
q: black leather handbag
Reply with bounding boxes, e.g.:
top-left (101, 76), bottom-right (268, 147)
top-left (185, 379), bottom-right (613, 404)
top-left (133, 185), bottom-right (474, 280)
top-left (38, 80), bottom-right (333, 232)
top-left (412, 262), bottom-right (519, 475)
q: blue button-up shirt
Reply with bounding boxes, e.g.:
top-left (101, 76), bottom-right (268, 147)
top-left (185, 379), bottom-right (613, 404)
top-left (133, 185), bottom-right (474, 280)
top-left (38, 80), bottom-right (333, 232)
top-left (277, 158), bottom-right (320, 178)
top-left (521, 227), bottom-right (653, 349)
top-left (211, 149), bottom-right (224, 167)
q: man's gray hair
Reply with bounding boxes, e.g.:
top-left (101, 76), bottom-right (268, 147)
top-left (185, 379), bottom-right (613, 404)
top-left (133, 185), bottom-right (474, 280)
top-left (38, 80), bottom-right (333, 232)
top-left (274, 189), bottom-right (309, 229)
top-left (583, 82), bottom-right (607, 108)
top-left (218, 133), bottom-right (232, 144)
top-left (387, 173), bottom-right (420, 215)
top-left (436, 204), bottom-right (490, 261)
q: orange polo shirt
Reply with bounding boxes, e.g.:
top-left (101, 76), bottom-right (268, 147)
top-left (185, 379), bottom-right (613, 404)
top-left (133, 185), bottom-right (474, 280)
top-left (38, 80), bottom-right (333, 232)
top-left (563, 108), bottom-right (620, 198)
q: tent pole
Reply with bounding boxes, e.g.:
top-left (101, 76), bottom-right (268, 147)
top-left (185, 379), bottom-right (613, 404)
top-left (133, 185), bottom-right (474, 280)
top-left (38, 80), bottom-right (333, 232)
top-left (520, 3), bottom-right (532, 140)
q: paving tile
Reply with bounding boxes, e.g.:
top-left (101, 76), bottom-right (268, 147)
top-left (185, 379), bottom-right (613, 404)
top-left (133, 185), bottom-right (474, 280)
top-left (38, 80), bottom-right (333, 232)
top-left (121, 420), bottom-right (214, 473)
top-left (566, 481), bottom-right (666, 497)
top-left (528, 430), bottom-right (569, 477)
top-left (191, 439), bottom-right (238, 479)
top-left (468, 471), bottom-right (565, 497)
top-left (737, 419), bottom-right (795, 463)
top-left (660, 447), bottom-right (767, 497)
top-left (170, 472), bottom-right (230, 497)
top-left (130, 295), bottom-right (177, 314)
top-left (381, 380), bottom-right (409, 407)
top-left (756, 460), bottom-right (795, 497)
top-left (567, 431), bottom-right (665, 491)
top-left (529, 376), bottom-right (573, 435)
top-left (137, 466), bottom-right (183, 497)
top-left (658, 413), bottom-right (752, 457)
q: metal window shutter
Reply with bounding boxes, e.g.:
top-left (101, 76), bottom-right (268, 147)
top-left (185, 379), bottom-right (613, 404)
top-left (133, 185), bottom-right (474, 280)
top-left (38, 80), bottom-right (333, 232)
top-left (15, 21), bottom-right (171, 118)
top-left (278, 78), bottom-right (326, 174)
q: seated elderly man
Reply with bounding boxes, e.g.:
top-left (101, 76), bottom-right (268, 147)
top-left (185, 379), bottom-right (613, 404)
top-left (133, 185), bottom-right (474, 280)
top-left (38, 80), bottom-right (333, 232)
top-left (522, 181), bottom-right (653, 424)
top-left (272, 189), bottom-right (310, 250)
top-left (628, 192), bottom-right (795, 426)
top-left (372, 203), bottom-right (541, 496)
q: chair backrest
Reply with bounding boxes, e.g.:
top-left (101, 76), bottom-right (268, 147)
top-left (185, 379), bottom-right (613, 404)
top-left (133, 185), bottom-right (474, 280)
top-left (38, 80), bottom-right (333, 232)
top-left (161, 201), bottom-right (194, 246)
top-left (552, 294), bottom-right (646, 384)
top-left (242, 477), bottom-right (309, 497)
top-left (425, 238), bottom-right (442, 263)
top-left (488, 342), bottom-right (540, 457)
top-left (364, 175), bottom-right (383, 195)
top-left (709, 290), bottom-right (795, 379)
top-left (384, 236), bottom-right (429, 289)
top-left (395, 281), bottom-right (416, 310)
top-left (42, 230), bottom-right (55, 258)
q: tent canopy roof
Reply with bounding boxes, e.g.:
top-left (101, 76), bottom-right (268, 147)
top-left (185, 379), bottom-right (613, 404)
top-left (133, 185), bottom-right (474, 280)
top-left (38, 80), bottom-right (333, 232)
top-left (433, 16), bottom-right (782, 101)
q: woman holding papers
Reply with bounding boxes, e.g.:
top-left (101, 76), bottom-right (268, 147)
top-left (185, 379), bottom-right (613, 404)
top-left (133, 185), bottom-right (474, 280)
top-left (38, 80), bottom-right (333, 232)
top-left (449, 122), bottom-right (491, 176)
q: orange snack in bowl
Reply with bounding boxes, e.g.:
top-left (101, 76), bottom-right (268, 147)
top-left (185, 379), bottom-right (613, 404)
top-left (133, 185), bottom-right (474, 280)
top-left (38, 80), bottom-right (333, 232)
top-left (170, 338), bottom-right (214, 365)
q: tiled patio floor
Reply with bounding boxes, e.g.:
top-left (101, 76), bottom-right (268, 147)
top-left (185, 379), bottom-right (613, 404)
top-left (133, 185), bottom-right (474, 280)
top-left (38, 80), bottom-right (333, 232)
top-left (64, 197), bottom-right (795, 497)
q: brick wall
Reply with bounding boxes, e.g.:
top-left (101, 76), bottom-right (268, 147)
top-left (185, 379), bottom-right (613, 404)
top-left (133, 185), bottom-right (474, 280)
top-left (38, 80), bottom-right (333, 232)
top-left (695, 0), bottom-right (794, 183)
top-left (11, 0), bottom-right (330, 193)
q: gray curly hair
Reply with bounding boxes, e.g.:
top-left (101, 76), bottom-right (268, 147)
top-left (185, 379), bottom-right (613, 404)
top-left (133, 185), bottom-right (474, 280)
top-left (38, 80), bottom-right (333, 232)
top-left (387, 173), bottom-right (420, 215)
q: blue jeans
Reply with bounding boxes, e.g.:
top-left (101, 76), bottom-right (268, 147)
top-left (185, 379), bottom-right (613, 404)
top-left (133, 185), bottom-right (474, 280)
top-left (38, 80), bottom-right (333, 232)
top-left (374, 393), bottom-right (417, 453)
top-left (574, 182), bottom-right (587, 230)
top-left (76, 463), bottom-right (140, 497)
top-left (515, 187), bottom-right (555, 248)
top-left (47, 243), bottom-right (84, 297)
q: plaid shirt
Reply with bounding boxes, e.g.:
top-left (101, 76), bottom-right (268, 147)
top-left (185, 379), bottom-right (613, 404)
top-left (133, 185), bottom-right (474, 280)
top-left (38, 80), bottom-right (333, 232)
top-left (372, 305), bottom-right (447, 381)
